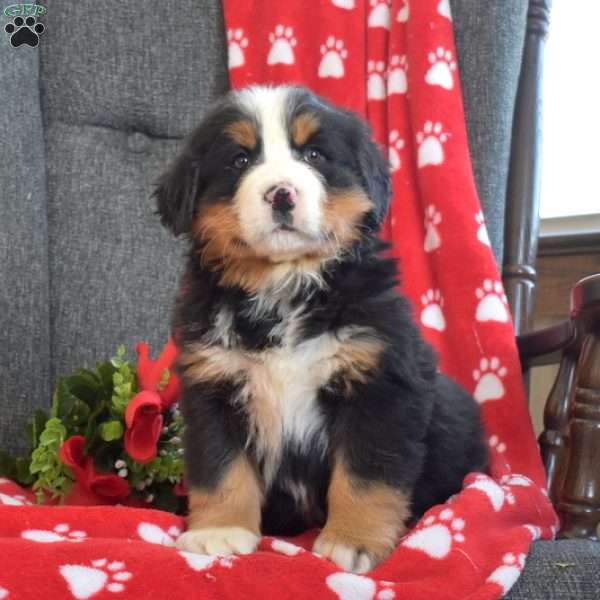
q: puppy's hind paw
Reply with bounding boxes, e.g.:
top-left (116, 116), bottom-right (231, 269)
top-left (175, 526), bottom-right (259, 556)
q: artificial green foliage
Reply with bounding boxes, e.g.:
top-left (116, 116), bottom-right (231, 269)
top-left (29, 418), bottom-right (73, 502)
top-left (2, 346), bottom-right (186, 513)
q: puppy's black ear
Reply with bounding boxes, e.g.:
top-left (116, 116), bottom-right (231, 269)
top-left (154, 151), bottom-right (201, 237)
top-left (355, 122), bottom-right (392, 230)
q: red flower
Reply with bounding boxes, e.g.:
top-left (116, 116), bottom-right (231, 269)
top-left (135, 338), bottom-right (181, 410)
top-left (59, 436), bottom-right (130, 502)
top-left (124, 390), bottom-right (163, 464)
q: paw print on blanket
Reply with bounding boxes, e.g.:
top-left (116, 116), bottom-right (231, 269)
top-left (367, 60), bottom-right (387, 100)
top-left (488, 434), bottom-right (507, 454)
top-left (486, 553), bottom-right (526, 595)
top-left (438, 0), bottom-right (452, 20)
top-left (465, 475), bottom-right (515, 512)
top-left (227, 28), bottom-right (248, 69)
top-left (22, 523), bottom-right (87, 543)
top-left (388, 130), bottom-right (405, 172)
top-left (0, 492), bottom-right (32, 506)
top-left (332, 0), bottom-right (355, 9)
top-left (475, 280), bottom-right (509, 323)
top-left (267, 25), bottom-right (297, 65)
top-left (425, 47), bottom-right (456, 90)
top-left (387, 55), bottom-right (407, 96)
top-left (475, 210), bottom-right (491, 246)
top-left (137, 522), bottom-right (181, 546)
top-left (420, 289), bottom-right (446, 332)
top-left (178, 551), bottom-right (237, 572)
top-left (416, 121), bottom-right (448, 167)
top-left (396, 0), bottom-right (409, 23)
top-left (423, 204), bottom-right (442, 252)
top-left (473, 357), bottom-right (507, 404)
top-left (59, 559), bottom-right (132, 599)
top-left (368, 0), bottom-right (392, 30)
top-left (0, 586), bottom-right (8, 599)
top-left (326, 574), bottom-right (396, 600)
top-left (402, 508), bottom-right (465, 559)
top-left (318, 37), bottom-right (348, 79)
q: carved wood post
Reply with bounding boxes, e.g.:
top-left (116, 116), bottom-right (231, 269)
top-left (539, 346), bottom-right (577, 503)
top-left (558, 275), bottom-right (600, 539)
top-left (503, 0), bottom-right (552, 335)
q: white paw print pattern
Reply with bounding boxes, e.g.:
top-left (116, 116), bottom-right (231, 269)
top-left (402, 508), bottom-right (465, 559)
top-left (425, 47), bottom-right (456, 90)
top-left (397, 0), bottom-right (409, 23)
top-left (227, 28), bottom-right (248, 70)
top-left (523, 524), bottom-right (542, 541)
top-left (137, 522), bottom-right (181, 546)
top-left (387, 55), bottom-right (407, 95)
top-left (0, 492), bottom-right (32, 506)
top-left (319, 37), bottom-right (348, 79)
top-left (0, 587), bottom-right (8, 599)
top-left (178, 551), bottom-right (236, 572)
top-left (267, 25), bottom-right (297, 65)
top-left (500, 474), bottom-right (534, 488)
top-left (326, 574), bottom-right (396, 600)
top-left (22, 523), bottom-right (87, 543)
top-left (476, 210), bottom-right (491, 246)
top-left (465, 475), bottom-right (515, 512)
top-left (59, 559), bottom-right (132, 599)
top-left (438, 0), bottom-right (452, 20)
top-left (488, 435), bottom-right (507, 454)
top-left (388, 130), bottom-right (405, 172)
top-left (475, 280), bottom-right (509, 323)
top-left (486, 553), bottom-right (526, 595)
top-left (367, 60), bottom-right (387, 100)
top-left (421, 289), bottom-right (446, 332)
top-left (424, 204), bottom-right (442, 252)
top-left (416, 122), bottom-right (448, 168)
top-left (271, 539), bottom-right (303, 556)
top-left (473, 357), bottom-right (507, 404)
top-left (332, 0), bottom-right (355, 9)
top-left (368, 0), bottom-right (392, 30)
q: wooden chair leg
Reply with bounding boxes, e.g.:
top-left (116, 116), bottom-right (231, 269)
top-left (557, 331), bottom-right (600, 540)
top-left (538, 346), bottom-right (578, 504)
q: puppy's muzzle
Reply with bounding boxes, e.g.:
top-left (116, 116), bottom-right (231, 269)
top-left (264, 184), bottom-right (297, 226)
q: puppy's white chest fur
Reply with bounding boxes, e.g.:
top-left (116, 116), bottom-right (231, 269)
top-left (236, 329), bottom-right (338, 484)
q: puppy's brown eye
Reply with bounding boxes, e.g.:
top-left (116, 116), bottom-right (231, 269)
top-left (232, 153), bottom-right (249, 170)
top-left (303, 147), bottom-right (324, 165)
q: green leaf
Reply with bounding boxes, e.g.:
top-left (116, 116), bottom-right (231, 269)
top-left (97, 361), bottom-right (117, 398)
top-left (66, 370), bottom-right (103, 405)
top-left (99, 420), bottom-right (124, 441)
top-left (52, 379), bottom-right (75, 419)
top-left (32, 409), bottom-right (49, 449)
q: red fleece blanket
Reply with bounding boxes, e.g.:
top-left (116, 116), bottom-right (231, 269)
top-left (0, 1), bottom-right (557, 599)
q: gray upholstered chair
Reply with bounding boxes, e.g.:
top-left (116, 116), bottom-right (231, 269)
top-left (1, 1), bottom-right (598, 597)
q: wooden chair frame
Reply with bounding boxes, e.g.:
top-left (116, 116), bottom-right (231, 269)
top-left (502, 0), bottom-right (600, 541)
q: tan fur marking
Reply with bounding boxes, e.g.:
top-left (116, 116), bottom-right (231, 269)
top-left (187, 454), bottom-right (262, 535)
top-left (225, 120), bottom-right (257, 149)
top-left (323, 189), bottom-right (373, 247)
top-left (331, 336), bottom-right (386, 391)
top-left (320, 458), bottom-right (410, 563)
top-left (291, 113), bottom-right (320, 147)
top-left (192, 203), bottom-right (334, 294)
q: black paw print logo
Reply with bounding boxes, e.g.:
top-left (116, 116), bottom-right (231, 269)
top-left (5, 16), bottom-right (45, 48)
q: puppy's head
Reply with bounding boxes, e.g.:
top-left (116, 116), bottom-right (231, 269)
top-left (155, 85), bottom-right (390, 292)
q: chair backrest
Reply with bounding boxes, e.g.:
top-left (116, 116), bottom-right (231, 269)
top-left (502, 0), bottom-right (552, 335)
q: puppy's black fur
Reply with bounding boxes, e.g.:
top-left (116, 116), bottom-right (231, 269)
top-left (156, 86), bottom-right (487, 542)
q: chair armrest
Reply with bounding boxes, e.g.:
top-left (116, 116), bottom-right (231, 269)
top-left (517, 319), bottom-right (576, 366)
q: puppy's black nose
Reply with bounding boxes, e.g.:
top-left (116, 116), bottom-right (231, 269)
top-left (264, 185), bottom-right (297, 212)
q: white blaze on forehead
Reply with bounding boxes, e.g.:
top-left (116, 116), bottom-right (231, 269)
top-left (236, 85), bottom-right (293, 161)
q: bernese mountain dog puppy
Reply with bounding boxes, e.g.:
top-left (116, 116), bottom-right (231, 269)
top-left (155, 85), bottom-right (487, 573)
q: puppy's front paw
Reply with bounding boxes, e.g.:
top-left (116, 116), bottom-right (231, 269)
top-left (175, 526), bottom-right (259, 556)
top-left (313, 530), bottom-right (376, 574)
